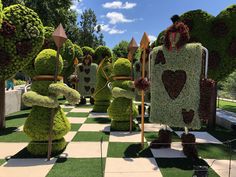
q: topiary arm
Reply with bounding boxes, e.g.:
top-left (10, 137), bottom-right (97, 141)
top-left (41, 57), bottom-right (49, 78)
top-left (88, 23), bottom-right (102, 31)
top-left (112, 87), bottom-right (136, 99)
top-left (49, 83), bottom-right (80, 105)
top-left (22, 91), bottom-right (59, 108)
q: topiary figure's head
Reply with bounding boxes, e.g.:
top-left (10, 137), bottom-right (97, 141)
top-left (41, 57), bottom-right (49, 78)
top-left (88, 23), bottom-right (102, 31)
top-left (0, 4), bottom-right (44, 80)
top-left (82, 46), bottom-right (95, 58)
top-left (35, 49), bottom-right (63, 75)
top-left (42, 26), bottom-right (56, 50)
top-left (113, 58), bottom-right (131, 76)
top-left (94, 46), bottom-right (112, 64)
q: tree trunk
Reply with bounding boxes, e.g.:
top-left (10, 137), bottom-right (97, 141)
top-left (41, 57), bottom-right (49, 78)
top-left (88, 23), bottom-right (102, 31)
top-left (0, 80), bottom-right (5, 129)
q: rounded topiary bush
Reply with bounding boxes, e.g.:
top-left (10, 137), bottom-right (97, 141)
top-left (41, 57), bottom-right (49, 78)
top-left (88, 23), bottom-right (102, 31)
top-left (82, 46), bottom-right (95, 58)
top-left (0, 4), bottom-right (44, 80)
top-left (74, 44), bottom-right (83, 62)
top-left (34, 49), bottom-right (63, 75)
top-left (94, 46), bottom-right (112, 64)
top-left (23, 49), bottom-right (80, 156)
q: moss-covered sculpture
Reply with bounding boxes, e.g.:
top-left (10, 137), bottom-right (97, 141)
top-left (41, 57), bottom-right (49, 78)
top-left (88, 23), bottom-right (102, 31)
top-left (150, 17), bottom-right (206, 158)
top-left (75, 54), bottom-right (98, 104)
top-left (155, 6), bottom-right (236, 81)
top-left (74, 44), bottom-right (83, 62)
top-left (82, 46), bottom-right (95, 58)
top-left (94, 46), bottom-right (112, 65)
top-left (0, 3), bottom-right (44, 129)
top-left (92, 57), bottom-right (112, 112)
top-left (22, 49), bottom-right (80, 156)
top-left (108, 58), bottom-right (138, 131)
top-left (23, 26), bottom-right (55, 78)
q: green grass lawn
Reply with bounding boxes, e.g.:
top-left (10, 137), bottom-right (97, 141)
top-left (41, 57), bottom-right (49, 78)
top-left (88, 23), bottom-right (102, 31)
top-left (72, 131), bottom-right (110, 142)
top-left (156, 158), bottom-right (219, 177)
top-left (218, 100), bottom-right (236, 113)
top-left (46, 158), bottom-right (105, 177)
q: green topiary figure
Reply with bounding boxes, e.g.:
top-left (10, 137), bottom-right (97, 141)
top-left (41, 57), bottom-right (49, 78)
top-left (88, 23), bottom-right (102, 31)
top-left (75, 55), bottom-right (98, 104)
top-left (22, 49), bottom-right (80, 156)
top-left (73, 44), bottom-right (83, 62)
top-left (94, 46), bottom-right (112, 64)
top-left (108, 58), bottom-right (138, 131)
top-left (92, 57), bottom-right (112, 112)
top-left (82, 46), bottom-right (95, 58)
top-left (0, 3), bottom-right (44, 129)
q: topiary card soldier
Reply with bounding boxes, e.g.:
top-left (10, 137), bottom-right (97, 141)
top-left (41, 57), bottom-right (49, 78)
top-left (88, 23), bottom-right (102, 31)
top-left (149, 15), bottom-right (209, 158)
top-left (22, 49), bottom-right (80, 156)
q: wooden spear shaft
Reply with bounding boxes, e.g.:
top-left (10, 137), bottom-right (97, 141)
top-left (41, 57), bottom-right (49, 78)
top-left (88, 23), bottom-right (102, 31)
top-left (141, 49), bottom-right (146, 148)
top-left (128, 52), bottom-right (134, 133)
top-left (47, 47), bottom-right (61, 161)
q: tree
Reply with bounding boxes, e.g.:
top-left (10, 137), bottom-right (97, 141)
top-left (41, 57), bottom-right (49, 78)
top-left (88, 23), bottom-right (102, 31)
top-left (0, 3), bottom-right (44, 129)
top-left (3, 0), bottom-right (80, 43)
top-left (77, 9), bottom-right (105, 48)
top-left (112, 40), bottom-right (129, 59)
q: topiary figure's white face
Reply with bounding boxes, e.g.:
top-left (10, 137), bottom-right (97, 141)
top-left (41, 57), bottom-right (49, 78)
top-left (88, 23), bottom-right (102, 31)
top-left (169, 32), bottom-right (180, 48)
top-left (0, 4), bottom-right (44, 80)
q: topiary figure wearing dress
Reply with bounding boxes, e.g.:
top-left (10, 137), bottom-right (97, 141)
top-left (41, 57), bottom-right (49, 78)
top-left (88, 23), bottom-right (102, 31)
top-left (108, 58), bottom-right (138, 131)
top-left (149, 15), bottom-right (208, 158)
top-left (22, 49), bottom-right (80, 156)
top-left (92, 56), bottom-right (112, 112)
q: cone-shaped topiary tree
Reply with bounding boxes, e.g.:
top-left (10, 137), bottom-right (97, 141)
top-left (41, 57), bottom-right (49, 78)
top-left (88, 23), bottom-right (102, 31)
top-left (22, 49), bottom-right (80, 156)
top-left (94, 46), bottom-right (112, 65)
top-left (108, 58), bottom-right (138, 130)
top-left (0, 2), bottom-right (44, 129)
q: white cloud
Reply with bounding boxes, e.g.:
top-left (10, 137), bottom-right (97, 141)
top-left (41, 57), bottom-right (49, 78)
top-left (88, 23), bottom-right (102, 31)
top-left (97, 24), bottom-right (126, 34)
top-left (70, 0), bottom-right (83, 15)
top-left (102, 1), bottom-right (136, 9)
top-left (148, 35), bottom-right (157, 43)
top-left (106, 12), bottom-right (134, 24)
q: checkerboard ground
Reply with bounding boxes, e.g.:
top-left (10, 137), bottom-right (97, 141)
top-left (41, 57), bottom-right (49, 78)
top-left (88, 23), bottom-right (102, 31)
top-left (1, 103), bottom-right (235, 177)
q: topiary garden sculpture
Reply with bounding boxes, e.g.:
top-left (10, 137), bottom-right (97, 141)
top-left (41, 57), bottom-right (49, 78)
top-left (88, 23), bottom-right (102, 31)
top-left (22, 49), bottom-right (80, 156)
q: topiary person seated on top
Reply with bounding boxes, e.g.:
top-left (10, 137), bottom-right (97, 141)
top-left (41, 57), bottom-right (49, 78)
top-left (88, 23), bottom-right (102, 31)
top-left (22, 49), bottom-right (80, 156)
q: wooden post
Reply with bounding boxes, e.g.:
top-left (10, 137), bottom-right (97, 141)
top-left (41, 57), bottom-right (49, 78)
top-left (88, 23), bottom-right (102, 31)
top-left (140, 33), bottom-right (150, 148)
top-left (128, 38), bottom-right (138, 133)
top-left (47, 24), bottom-right (67, 161)
top-left (0, 80), bottom-right (5, 129)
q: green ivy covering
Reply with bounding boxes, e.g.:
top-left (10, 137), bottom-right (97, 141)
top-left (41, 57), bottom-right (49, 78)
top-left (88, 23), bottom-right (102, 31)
top-left (107, 58), bottom-right (138, 131)
top-left (155, 5), bottom-right (236, 81)
top-left (82, 46), bottom-right (95, 58)
top-left (92, 57), bottom-right (112, 112)
top-left (0, 0), bottom-right (2, 28)
top-left (23, 49), bottom-right (80, 156)
top-left (0, 4), bottom-right (44, 80)
top-left (74, 44), bottom-right (83, 62)
top-left (150, 44), bottom-right (203, 129)
top-left (94, 46), bottom-right (112, 64)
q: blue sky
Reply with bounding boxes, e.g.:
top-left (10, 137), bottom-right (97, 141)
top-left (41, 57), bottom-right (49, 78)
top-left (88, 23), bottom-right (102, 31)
top-left (71, 0), bottom-right (236, 48)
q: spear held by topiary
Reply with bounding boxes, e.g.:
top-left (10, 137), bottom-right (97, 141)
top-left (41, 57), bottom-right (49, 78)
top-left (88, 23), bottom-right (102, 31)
top-left (139, 32), bottom-right (150, 148)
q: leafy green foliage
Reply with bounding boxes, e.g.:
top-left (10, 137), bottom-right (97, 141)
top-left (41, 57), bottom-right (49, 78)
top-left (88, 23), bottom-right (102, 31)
top-left (92, 58), bottom-right (112, 112)
top-left (0, 4), bottom-right (44, 80)
top-left (155, 6), bottom-right (236, 81)
top-left (108, 58), bottom-right (138, 130)
top-left (77, 9), bottom-right (105, 48)
top-left (73, 44), bottom-right (83, 62)
top-left (82, 46), bottom-right (95, 57)
top-left (221, 71), bottom-right (236, 99)
top-left (94, 46), bottom-right (112, 64)
top-left (23, 49), bottom-right (80, 156)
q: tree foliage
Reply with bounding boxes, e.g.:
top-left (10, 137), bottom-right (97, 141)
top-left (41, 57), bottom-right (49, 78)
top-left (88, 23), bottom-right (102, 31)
top-left (77, 9), bottom-right (105, 48)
